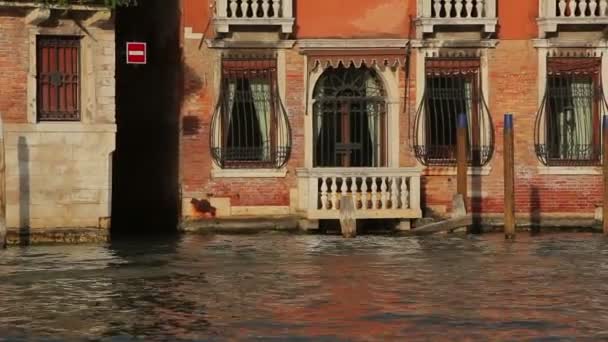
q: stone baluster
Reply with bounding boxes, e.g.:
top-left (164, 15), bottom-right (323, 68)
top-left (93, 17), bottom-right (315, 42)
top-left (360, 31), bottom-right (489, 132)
top-left (558, 0), bottom-right (567, 16)
top-left (454, 0), bottom-right (463, 18)
top-left (239, 0), bottom-right (248, 17)
top-left (340, 176), bottom-right (348, 210)
top-left (390, 177), bottom-right (398, 209)
top-left (331, 176), bottom-right (338, 210)
top-left (229, 0), bottom-right (238, 17)
top-left (272, 0), bottom-right (280, 18)
top-left (433, 0), bottom-right (442, 17)
top-left (566, 0), bottom-right (576, 16)
top-left (600, 0), bottom-right (607, 16)
top-left (262, 0), bottom-right (270, 18)
top-left (349, 177), bottom-right (358, 209)
top-left (251, 0), bottom-right (259, 18)
top-left (361, 177), bottom-right (368, 210)
top-left (371, 177), bottom-right (378, 209)
top-left (465, 0), bottom-right (473, 17)
top-left (570, 0), bottom-right (578, 16)
top-left (320, 177), bottom-right (328, 210)
top-left (400, 177), bottom-right (409, 209)
top-left (445, 0), bottom-right (454, 17)
top-left (475, 0), bottom-right (484, 17)
top-left (380, 177), bottom-right (388, 209)
top-left (580, 0), bottom-right (588, 16)
top-left (590, 0), bottom-right (598, 16)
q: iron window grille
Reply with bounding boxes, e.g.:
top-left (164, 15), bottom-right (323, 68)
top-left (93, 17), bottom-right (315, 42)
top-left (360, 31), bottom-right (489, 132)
top-left (210, 53), bottom-right (291, 169)
top-left (413, 58), bottom-right (494, 166)
top-left (36, 36), bottom-right (81, 122)
top-left (534, 57), bottom-right (608, 167)
top-left (312, 65), bottom-right (388, 168)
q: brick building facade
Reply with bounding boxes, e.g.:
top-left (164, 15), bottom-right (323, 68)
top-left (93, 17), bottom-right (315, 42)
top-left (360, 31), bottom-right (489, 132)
top-left (0, 2), bottom-right (115, 234)
top-left (179, 0), bottom-right (608, 229)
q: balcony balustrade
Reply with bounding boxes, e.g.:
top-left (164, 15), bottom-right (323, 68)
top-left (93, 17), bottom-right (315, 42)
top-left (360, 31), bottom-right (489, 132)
top-left (214, 0), bottom-right (294, 34)
top-left (416, 0), bottom-right (498, 35)
top-left (296, 168), bottom-right (422, 220)
top-left (539, 0), bottom-right (608, 37)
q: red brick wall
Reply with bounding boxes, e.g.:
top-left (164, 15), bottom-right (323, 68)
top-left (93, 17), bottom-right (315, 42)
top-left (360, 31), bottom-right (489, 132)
top-left (0, 11), bottom-right (29, 123)
top-left (180, 43), bottom-right (305, 208)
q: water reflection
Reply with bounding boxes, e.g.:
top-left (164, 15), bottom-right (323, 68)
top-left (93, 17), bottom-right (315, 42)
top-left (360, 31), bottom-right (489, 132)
top-left (1, 233), bottom-right (608, 340)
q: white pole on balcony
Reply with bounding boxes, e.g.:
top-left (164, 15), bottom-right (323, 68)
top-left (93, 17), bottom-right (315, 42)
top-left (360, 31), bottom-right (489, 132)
top-left (421, 0), bottom-right (432, 17)
top-left (217, 0), bottom-right (228, 18)
top-left (486, 0), bottom-right (497, 18)
top-left (409, 176), bottom-right (421, 213)
top-left (283, 0), bottom-right (293, 19)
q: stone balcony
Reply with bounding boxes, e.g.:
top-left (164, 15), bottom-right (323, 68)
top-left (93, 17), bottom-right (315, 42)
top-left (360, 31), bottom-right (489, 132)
top-left (214, 0), bottom-right (294, 35)
top-left (416, 0), bottom-right (498, 36)
top-left (538, 0), bottom-right (608, 37)
top-left (296, 168), bottom-right (422, 221)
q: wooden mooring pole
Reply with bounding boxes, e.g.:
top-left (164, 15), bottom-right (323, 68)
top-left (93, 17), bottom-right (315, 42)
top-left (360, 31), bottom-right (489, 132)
top-left (504, 114), bottom-right (516, 240)
top-left (603, 116), bottom-right (608, 235)
top-left (0, 117), bottom-right (6, 248)
top-left (456, 113), bottom-right (468, 202)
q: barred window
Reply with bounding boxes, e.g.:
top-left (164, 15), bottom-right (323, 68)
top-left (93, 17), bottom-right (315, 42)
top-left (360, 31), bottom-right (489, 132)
top-left (535, 57), bottom-right (606, 166)
top-left (37, 36), bottom-right (81, 121)
top-left (210, 54), bottom-right (291, 169)
top-left (313, 65), bottom-right (387, 167)
top-left (413, 58), bottom-right (494, 166)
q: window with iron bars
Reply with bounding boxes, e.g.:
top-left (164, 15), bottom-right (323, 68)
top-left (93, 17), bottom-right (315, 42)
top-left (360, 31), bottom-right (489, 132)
top-left (210, 54), bottom-right (291, 169)
top-left (535, 57), bottom-right (607, 167)
top-left (36, 36), bottom-right (81, 122)
top-left (413, 58), bottom-right (494, 166)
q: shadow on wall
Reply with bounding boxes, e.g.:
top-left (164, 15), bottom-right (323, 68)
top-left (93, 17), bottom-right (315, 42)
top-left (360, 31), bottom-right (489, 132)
top-left (112, 0), bottom-right (183, 235)
top-left (18, 136), bottom-right (30, 245)
top-left (530, 186), bottom-right (541, 234)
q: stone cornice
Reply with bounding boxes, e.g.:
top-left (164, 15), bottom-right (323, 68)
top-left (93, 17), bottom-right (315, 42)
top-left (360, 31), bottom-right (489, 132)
top-left (297, 39), bottom-right (409, 50)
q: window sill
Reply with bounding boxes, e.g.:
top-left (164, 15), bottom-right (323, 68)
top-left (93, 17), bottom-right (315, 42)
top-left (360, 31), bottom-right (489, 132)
top-left (211, 168), bottom-right (288, 179)
top-left (537, 166), bottom-right (602, 175)
top-left (423, 166), bottom-right (492, 176)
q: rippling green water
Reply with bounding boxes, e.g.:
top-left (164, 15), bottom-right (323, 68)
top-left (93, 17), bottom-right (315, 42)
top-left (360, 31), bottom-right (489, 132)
top-left (1, 232), bottom-right (608, 340)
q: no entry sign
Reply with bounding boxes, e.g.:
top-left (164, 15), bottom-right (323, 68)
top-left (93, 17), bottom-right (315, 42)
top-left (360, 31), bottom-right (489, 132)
top-left (126, 42), bottom-right (146, 64)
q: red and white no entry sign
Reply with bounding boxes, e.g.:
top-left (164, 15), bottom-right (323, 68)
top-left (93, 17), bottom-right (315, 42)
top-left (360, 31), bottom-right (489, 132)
top-left (126, 42), bottom-right (147, 64)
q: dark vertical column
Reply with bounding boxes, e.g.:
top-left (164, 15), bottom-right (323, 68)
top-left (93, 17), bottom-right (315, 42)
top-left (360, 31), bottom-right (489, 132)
top-left (112, 0), bottom-right (182, 234)
top-left (456, 113), bottom-right (468, 202)
top-left (504, 113), bottom-right (516, 239)
top-left (0, 119), bottom-right (5, 248)
top-left (603, 116), bottom-right (608, 235)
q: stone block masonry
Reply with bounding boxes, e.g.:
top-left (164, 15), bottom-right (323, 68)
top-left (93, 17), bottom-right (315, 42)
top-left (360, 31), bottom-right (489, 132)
top-left (0, 7), bottom-right (116, 236)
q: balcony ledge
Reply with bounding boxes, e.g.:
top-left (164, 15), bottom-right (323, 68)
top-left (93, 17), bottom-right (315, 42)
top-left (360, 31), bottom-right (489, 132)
top-left (416, 17), bottom-right (498, 34)
top-left (214, 17), bottom-right (295, 34)
top-left (538, 17), bottom-right (608, 37)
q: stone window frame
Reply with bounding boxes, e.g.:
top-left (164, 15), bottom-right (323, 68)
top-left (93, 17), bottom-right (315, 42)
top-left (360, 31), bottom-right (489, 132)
top-left (535, 41), bottom-right (608, 175)
top-left (27, 25), bottom-right (97, 126)
top-left (210, 49), bottom-right (289, 179)
top-left (414, 45), bottom-right (493, 176)
top-left (304, 61), bottom-right (402, 169)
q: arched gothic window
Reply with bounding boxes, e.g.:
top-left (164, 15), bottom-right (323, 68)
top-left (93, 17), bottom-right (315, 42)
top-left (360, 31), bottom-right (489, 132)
top-left (312, 65), bottom-right (387, 167)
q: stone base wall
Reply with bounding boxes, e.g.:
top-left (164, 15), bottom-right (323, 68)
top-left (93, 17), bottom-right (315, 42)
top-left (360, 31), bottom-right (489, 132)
top-left (5, 124), bottom-right (115, 229)
top-left (0, 8), bottom-right (116, 230)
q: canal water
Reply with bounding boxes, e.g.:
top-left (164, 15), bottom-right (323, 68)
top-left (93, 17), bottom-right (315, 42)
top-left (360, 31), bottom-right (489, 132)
top-left (1, 233), bottom-right (608, 341)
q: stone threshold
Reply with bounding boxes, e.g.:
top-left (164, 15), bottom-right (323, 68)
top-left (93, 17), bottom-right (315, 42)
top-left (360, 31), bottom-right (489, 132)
top-left (180, 216), bottom-right (301, 234)
top-left (6, 227), bottom-right (109, 246)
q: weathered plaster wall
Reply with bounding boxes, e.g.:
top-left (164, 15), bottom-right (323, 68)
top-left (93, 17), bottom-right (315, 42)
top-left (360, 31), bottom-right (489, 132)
top-left (0, 10), bottom-right (115, 229)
